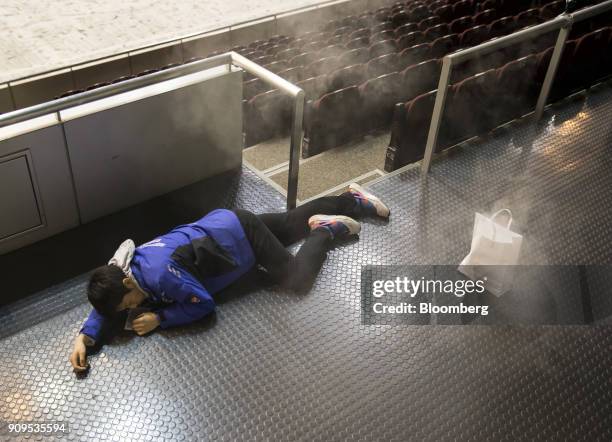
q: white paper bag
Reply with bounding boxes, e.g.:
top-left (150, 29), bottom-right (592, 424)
top-left (458, 209), bottom-right (523, 297)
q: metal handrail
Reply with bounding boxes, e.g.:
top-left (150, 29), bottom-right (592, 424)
top-left (421, 0), bottom-right (612, 174)
top-left (0, 52), bottom-right (304, 210)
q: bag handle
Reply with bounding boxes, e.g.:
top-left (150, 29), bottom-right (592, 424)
top-left (491, 209), bottom-right (513, 229)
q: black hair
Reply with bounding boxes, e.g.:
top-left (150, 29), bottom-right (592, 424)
top-left (87, 265), bottom-right (130, 318)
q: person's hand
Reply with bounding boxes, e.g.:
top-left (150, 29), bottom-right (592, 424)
top-left (132, 312), bottom-right (160, 336)
top-left (70, 334), bottom-right (90, 372)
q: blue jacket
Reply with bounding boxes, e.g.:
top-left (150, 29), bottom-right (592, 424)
top-left (80, 209), bottom-right (255, 342)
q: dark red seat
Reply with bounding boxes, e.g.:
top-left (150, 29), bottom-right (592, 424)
top-left (572, 28), bottom-right (612, 87)
top-left (318, 44), bottom-right (346, 58)
top-left (418, 16), bottom-right (442, 32)
top-left (450, 16), bottom-right (474, 34)
top-left (546, 39), bottom-right (578, 101)
top-left (244, 89), bottom-right (292, 146)
top-left (303, 31), bottom-right (333, 43)
top-left (540, 1), bottom-right (565, 20)
top-left (359, 72), bottom-right (403, 130)
top-left (276, 47), bottom-right (301, 61)
top-left (366, 53), bottom-right (400, 77)
top-left (424, 23), bottom-right (450, 40)
top-left (479, 0), bottom-right (500, 12)
top-left (433, 5), bottom-right (455, 22)
top-left (328, 64), bottom-right (368, 91)
top-left (302, 41), bottom-right (328, 53)
top-left (289, 52), bottom-right (319, 68)
top-left (263, 61), bottom-right (288, 73)
top-left (515, 8), bottom-right (542, 30)
top-left (460, 25), bottom-right (490, 47)
top-left (394, 23), bottom-right (417, 39)
top-left (373, 22), bottom-right (395, 34)
top-left (338, 47), bottom-right (371, 65)
top-left (231, 45), bottom-right (248, 54)
top-left (346, 36), bottom-right (371, 49)
top-left (372, 30), bottom-right (397, 43)
top-left (474, 8), bottom-right (497, 26)
top-left (323, 19), bottom-right (342, 32)
top-left (265, 44), bottom-right (288, 56)
top-left (110, 75), bottom-right (136, 84)
top-left (369, 40), bottom-right (399, 58)
top-left (499, 0), bottom-right (532, 16)
top-left (375, 9), bottom-right (393, 22)
top-left (349, 28), bottom-right (371, 41)
top-left (488, 16), bottom-right (518, 39)
top-left (242, 49), bottom-right (262, 59)
top-left (339, 16), bottom-right (361, 29)
top-left (248, 39), bottom-right (266, 49)
top-left (452, 0), bottom-right (474, 17)
top-left (326, 34), bottom-right (348, 45)
top-left (399, 43), bottom-right (432, 66)
top-left (304, 86), bottom-right (364, 156)
top-left (244, 78), bottom-right (270, 100)
top-left (305, 56), bottom-right (342, 78)
top-left (495, 54), bottom-right (540, 124)
top-left (410, 5), bottom-right (432, 21)
top-left (334, 26), bottom-right (353, 37)
top-left (258, 42), bottom-right (276, 53)
top-left (397, 31), bottom-right (427, 49)
top-left (277, 67), bottom-right (303, 83)
top-left (429, 34), bottom-right (461, 58)
top-left (391, 11), bottom-right (412, 28)
top-left (430, 0), bottom-right (447, 11)
top-left (296, 75), bottom-right (328, 100)
top-left (447, 69), bottom-right (499, 140)
top-left (253, 55), bottom-right (275, 66)
top-left (399, 59), bottom-right (441, 101)
top-left (385, 91), bottom-right (437, 170)
top-left (273, 36), bottom-right (293, 46)
top-left (85, 81), bottom-right (111, 91)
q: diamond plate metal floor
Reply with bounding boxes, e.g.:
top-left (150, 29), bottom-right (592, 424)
top-left (2, 84), bottom-right (612, 441)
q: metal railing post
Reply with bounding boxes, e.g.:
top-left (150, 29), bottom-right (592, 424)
top-left (421, 56), bottom-right (453, 175)
top-left (534, 21), bottom-right (571, 121)
top-left (229, 52), bottom-right (304, 209)
top-left (287, 91), bottom-right (304, 209)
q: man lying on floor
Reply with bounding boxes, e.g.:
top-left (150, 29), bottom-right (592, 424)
top-left (70, 183), bottom-right (390, 371)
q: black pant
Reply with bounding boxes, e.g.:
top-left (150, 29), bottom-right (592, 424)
top-left (234, 193), bottom-right (364, 293)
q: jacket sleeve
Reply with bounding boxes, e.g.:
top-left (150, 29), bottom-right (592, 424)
top-left (155, 278), bottom-right (216, 329)
top-left (79, 308), bottom-right (107, 344)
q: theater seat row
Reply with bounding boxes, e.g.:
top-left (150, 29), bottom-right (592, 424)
top-left (239, 0), bottom-right (556, 148)
top-left (385, 26), bottom-right (612, 171)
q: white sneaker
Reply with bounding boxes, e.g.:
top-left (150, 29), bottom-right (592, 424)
top-left (308, 215), bottom-right (361, 239)
top-left (348, 183), bottom-right (391, 218)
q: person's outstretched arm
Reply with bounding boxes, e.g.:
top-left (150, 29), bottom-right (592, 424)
top-left (70, 308), bottom-right (106, 372)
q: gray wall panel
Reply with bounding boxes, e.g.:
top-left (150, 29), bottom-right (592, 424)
top-left (0, 124), bottom-right (80, 254)
top-left (182, 31), bottom-right (231, 59)
top-left (10, 70), bottom-right (74, 109)
top-left (230, 18), bottom-right (276, 47)
top-left (0, 85), bottom-right (14, 114)
top-left (63, 69), bottom-right (243, 223)
top-left (130, 43), bottom-right (184, 73)
top-left (277, 8), bottom-right (324, 36)
top-left (0, 155), bottom-right (42, 239)
top-left (73, 56), bottom-right (132, 89)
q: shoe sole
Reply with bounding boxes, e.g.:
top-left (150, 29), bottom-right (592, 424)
top-left (349, 182), bottom-right (391, 218)
top-left (308, 215), bottom-right (361, 236)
